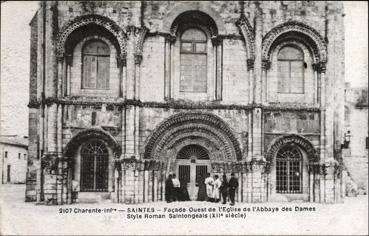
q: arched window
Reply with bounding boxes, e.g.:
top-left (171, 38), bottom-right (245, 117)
top-left (180, 28), bottom-right (207, 93)
top-left (276, 145), bottom-right (303, 193)
top-left (177, 144), bottom-right (209, 160)
top-left (80, 140), bottom-right (109, 192)
top-left (82, 40), bottom-right (110, 89)
top-left (277, 46), bottom-right (304, 94)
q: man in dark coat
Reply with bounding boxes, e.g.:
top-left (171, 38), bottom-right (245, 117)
top-left (165, 174), bottom-right (173, 203)
top-left (228, 173), bottom-right (239, 205)
top-left (220, 174), bottom-right (228, 204)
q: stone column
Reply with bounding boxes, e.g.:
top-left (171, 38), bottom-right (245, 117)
top-left (126, 32), bottom-right (135, 100)
top-left (65, 55), bottom-right (72, 96)
top-left (164, 36), bottom-right (174, 100)
top-left (117, 56), bottom-right (127, 98)
top-left (317, 62), bottom-right (328, 161)
top-left (134, 55), bottom-right (142, 100)
top-left (56, 57), bottom-right (63, 98)
top-left (125, 105), bottom-right (135, 158)
top-left (212, 36), bottom-right (223, 101)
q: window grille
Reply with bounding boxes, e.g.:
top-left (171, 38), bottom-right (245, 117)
top-left (80, 140), bottom-right (109, 192)
top-left (276, 145), bottom-right (303, 193)
top-left (177, 144), bottom-right (209, 160)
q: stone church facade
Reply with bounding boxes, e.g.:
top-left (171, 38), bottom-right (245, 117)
top-left (25, 1), bottom-right (345, 204)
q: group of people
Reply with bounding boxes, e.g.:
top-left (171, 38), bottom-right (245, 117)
top-left (165, 174), bottom-right (190, 202)
top-left (202, 173), bottom-right (239, 205)
top-left (165, 172), bottom-right (239, 205)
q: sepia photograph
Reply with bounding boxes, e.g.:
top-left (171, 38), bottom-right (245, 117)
top-left (0, 1), bottom-right (368, 235)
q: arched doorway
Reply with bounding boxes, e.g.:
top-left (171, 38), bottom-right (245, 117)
top-left (266, 134), bottom-right (318, 201)
top-left (175, 144), bottom-right (211, 200)
top-left (276, 145), bottom-right (303, 194)
top-left (80, 140), bottom-right (109, 192)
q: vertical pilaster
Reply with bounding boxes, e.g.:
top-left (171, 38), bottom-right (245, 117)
top-left (126, 35), bottom-right (135, 100)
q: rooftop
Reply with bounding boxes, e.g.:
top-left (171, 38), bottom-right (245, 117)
top-left (0, 135), bottom-right (28, 148)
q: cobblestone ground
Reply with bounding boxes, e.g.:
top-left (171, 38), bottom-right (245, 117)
top-left (1, 184), bottom-right (367, 235)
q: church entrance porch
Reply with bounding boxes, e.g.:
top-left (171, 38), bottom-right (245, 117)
top-left (175, 144), bottom-right (211, 200)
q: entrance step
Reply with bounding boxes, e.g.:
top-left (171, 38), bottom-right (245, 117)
top-left (78, 192), bottom-right (111, 203)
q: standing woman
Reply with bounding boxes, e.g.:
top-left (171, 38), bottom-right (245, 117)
top-left (197, 173), bottom-right (206, 201)
top-left (165, 174), bottom-right (173, 203)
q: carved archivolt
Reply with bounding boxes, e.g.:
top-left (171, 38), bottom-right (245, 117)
top-left (162, 3), bottom-right (226, 35)
top-left (265, 134), bottom-right (318, 163)
top-left (143, 112), bottom-right (242, 161)
top-left (56, 14), bottom-right (127, 59)
top-left (64, 128), bottom-right (121, 158)
top-left (236, 14), bottom-right (255, 60)
top-left (262, 21), bottom-right (327, 63)
top-left (169, 10), bottom-right (220, 42)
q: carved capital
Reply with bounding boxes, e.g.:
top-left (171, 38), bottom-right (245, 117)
top-left (211, 36), bottom-right (223, 46)
top-left (28, 99), bottom-right (41, 109)
top-left (262, 60), bottom-right (271, 70)
top-left (247, 58), bottom-right (255, 71)
top-left (56, 54), bottom-right (64, 63)
top-left (312, 62), bottom-right (326, 73)
top-left (116, 55), bottom-right (127, 67)
top-left (163, 33), bottom-right (176, 44)
top-left (134, 54), bottom-right (143, 65)
top-left (65, 54), bottom-right (73, 66)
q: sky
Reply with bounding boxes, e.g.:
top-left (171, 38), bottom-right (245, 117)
top-left (0, 1), bottom-right (368, 137)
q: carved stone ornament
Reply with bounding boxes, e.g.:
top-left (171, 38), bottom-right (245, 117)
top-left (265, 134), bottom-right (318, 163)
top-left (56, 14), bottom-right (127, 58)
top-left (236, 14), bottom-right (255, 60)
top-left (262, 21), bottom-right (327, 63)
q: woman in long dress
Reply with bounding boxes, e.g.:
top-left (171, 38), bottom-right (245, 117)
top-left (197, 174), bottom-right (207, 201)
top-left (180, 179), bottom-right (190, 201)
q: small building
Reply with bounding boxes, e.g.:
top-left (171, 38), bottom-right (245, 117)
top-left (343, 84), bottom-right (368, 193)
top-left (0, 135), bottom-right (28, 184)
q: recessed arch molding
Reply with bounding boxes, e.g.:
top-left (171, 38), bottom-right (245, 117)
top-left (56, 14), bottom-right (127, 59)
top-left (265, 134), bottom-right (318, 163)
top-left (262, 21), bottom-right (327, 63)
top-left (143, 112), bottom-right (242, 161)
top-left (64, 128), bottom-right (121, 158)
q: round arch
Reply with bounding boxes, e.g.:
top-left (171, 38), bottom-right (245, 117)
top-left (265, 134), bottom-right (318, 163)
top-left (262, 21), bottom-right (327, 63)
top-left (162, 3), bottom-right (226, 35)
top-left (143, 112), bottom-right (242, 161)
top-left (56, 14), bottom-right (127, 58)
top-left (64, 128), bottom-right (121, 158)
